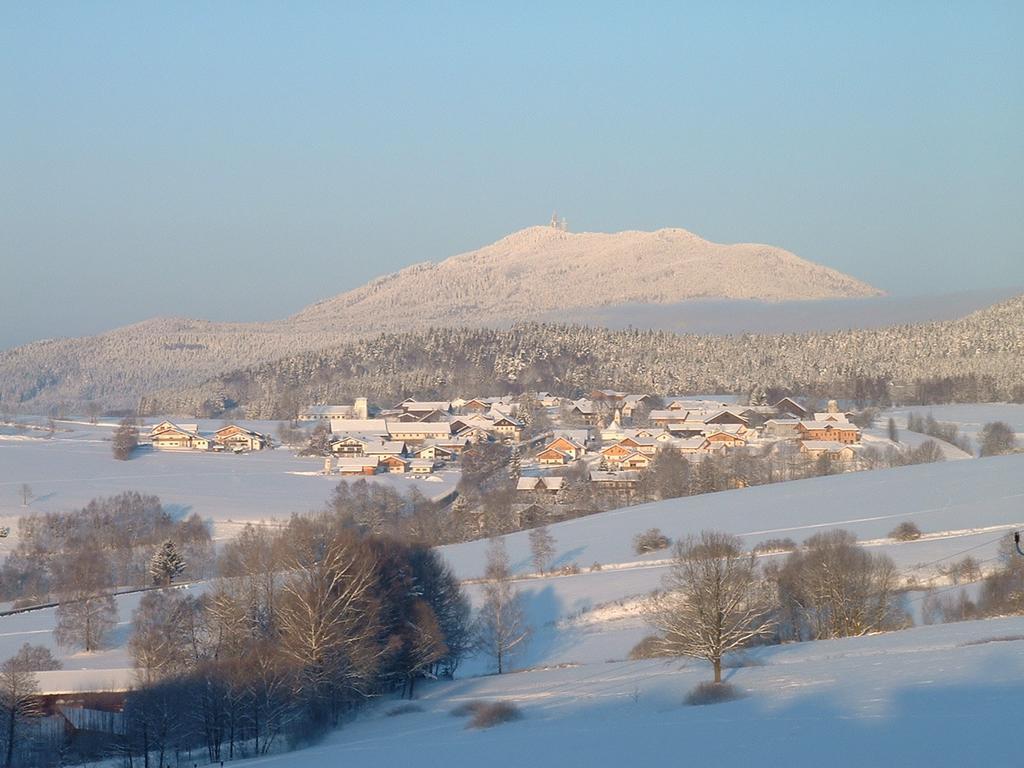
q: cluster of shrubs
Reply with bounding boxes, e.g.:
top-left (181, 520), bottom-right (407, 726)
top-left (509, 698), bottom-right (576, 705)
top-left (889, 521), bottom-right (923, 541)
top-left (451, 700), bottom-right (523, 729)
top-left (633, 528), bottom-right (672, 555)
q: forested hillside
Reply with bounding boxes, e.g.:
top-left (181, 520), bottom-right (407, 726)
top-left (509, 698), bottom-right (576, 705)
top-left (150, 294), bottom-right (1024, 418)
top-left (0, 224), bottom-right (881, 411)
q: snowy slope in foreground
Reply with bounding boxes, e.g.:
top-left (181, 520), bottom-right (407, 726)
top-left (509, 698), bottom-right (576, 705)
top-left (234, 616), bottom-right (1024, 768)
top-left (441, 454), bottom-right (1024, 580)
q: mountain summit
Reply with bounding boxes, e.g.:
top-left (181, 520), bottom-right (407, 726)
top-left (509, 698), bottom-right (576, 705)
top-left (294, 225), bottom-right (881, 328)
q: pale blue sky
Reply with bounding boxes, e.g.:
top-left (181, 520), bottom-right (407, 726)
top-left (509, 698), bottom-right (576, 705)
top-left (2, 1), bottom-right (1022, 348)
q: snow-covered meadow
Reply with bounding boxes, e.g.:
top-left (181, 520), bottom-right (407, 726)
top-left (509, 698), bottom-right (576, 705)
top-left (1, 406), bottom-right (1023, 766)
top-left (888, 403), bottom-right (1024, 448)
top-left (442, 453), bottom-right (1024, 582)
top-left (0, 418), bottom-right (458, 547)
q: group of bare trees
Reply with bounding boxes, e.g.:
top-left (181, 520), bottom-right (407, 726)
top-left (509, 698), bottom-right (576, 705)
top-left (905, 412), bottom-right (973, 453)
top-left (108, 513), bottom-right (472, 765)
top-left (0, 492), bottom-right (211, 658)
top-left (645, 529), bottom-right (909, 684)
top-left (978, 421), bottom-right (1018, 457)
top-left (629, 439), bottom-right (946, 507)
top-left (322, 479), bottom-right (450, 545)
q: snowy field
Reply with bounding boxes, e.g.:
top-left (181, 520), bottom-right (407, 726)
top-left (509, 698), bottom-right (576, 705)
top-left (5, 451), bottom-right (1017, 691)
top-left (863, 425), bottom-right (973, 460)
top-left (436, 452), bottom-right (1024, 679)
top-left (228, 616), bottom-right (1024, 768)
top-left (3, 407), bottom-right (1024, 766)
top-left (887, 403), bottom-right (1024, 449)
top-left (441, 453), bottom-right (1024, 582)
top-left (0, 418), bottom-right (458, 547)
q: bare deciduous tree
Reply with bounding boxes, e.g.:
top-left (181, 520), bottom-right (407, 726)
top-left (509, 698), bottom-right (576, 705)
top-left (130, 590), bottom-right (196, 684)
top-left (112, 417), bottom-right (138, 460)
top-left (403, 600), bottom-right (448, 698)
top-left (528, 525), bottom-right (556, 574)
top-left (53, 548), bottom-right (118, 652)
top-left (979, 421), bottom-right (1017, 457)
top-left (647, 531), bottom-right (775, 683)
top-left (85, 400), bottom-right (103, 425)
top-left (475, 539), bottom-right (530, 674)
top-left (0, 654), bottom-right (40, 768)
top-left (10, 644), bottom-right (60, 672)
top-left (276, 531), bottom-right (382, 721)
top-left (777, 529), bottom-right (904, 640)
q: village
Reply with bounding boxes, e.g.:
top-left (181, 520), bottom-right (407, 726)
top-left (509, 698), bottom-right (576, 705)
top-left (142, 391), bottom-right (871, 522)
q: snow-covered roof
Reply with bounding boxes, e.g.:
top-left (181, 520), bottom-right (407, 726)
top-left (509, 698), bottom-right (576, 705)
top-left (675, 437), bottom-right (710, 449)
top-left (704, 409), bottom-right (749, 423)
top-left (547, 436), bottom-right (584, 450)
top-left (813, 412), bottom-right (851, 423)
top-left (553, 428), bottom-right (591, 443)
top-left (706, 424), bottom-right (745, 435)
top-left (618, 437), bottom-right (657, 448)
top-left (36, 669), bottom-right (134, 695)
top-left (149, 421), bottom-right (203, 439)
top-left (329, 419), bottom-right (389, 435)
top-left (336, 456), bottom-right (380, 467)
top-left (588, 470), bottom-right (641, 482)
top-left (493, 415), bottom-right (525, 427)
top-left (386, 422), bottom-right (453, 435)
top-left (332, 434), bottom-right (374, 445)
top-left (665, 420), bottom-right (708, 431)
top-left (402, 400), bottom-right (451, 412)
top-left (649, 409), bottom-right (688, 422)
top-left (364, 440), bottom-right (406, 454)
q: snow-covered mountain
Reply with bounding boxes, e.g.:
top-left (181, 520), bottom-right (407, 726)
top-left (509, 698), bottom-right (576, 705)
top-left (295, 225), bottom-right (882, 328)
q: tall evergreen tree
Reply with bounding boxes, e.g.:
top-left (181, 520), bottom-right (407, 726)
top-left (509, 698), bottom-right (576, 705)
top-left (507, 445), bottom-right (522, 481)
top-left (149, 540), bottom-right (186, 586)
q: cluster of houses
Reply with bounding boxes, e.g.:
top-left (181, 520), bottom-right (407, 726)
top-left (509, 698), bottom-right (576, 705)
top-left (296, 391), bottom-right (865, 485)
top-left (531, 393), bottom-right (864, 496)
top-left (144, 393), bottom-right (864, 489)
top-left (301, 397), bottom-right (528, 476)
top-left (147, 421), bottom-right (272, 452)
